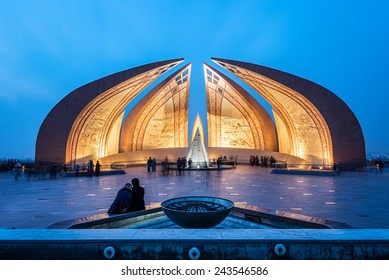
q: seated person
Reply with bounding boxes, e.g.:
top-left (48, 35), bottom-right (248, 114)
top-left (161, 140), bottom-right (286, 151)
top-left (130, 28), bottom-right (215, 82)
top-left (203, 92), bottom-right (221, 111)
top-left (127, 178), bottom-right (145, 212)
top-left (107, 183), bottom-right (133, 214)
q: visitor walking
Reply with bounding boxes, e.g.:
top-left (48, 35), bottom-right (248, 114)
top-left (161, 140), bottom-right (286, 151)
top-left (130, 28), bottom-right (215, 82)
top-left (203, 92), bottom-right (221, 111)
top-left (147, 157), bottom-right (153, 172)
top-left (176, 157), bottom-right (182, 175)
top-left (95, 160), bottom-right (101, 176)
top-left (87, 159), bottom-right (94, 176)
top-left (49, 164), bottom-right (57, 179)
top-left (182, 157), bottom-right (187, 173)
top-left (217, 157), bottom-right (222, 170)
top-left (152, 158), bottom-right (157, 171)
top-left (75, 164), bottom-right (80, 176)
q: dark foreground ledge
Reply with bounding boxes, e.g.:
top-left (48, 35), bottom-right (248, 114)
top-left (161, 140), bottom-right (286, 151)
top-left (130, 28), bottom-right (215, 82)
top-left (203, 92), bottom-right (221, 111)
top-left (1, 228), bottom-right (389, 260)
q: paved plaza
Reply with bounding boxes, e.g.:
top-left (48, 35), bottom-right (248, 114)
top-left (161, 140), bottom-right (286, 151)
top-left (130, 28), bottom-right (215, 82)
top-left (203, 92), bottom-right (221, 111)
top-left (1, 165), bottom-right (388, 229)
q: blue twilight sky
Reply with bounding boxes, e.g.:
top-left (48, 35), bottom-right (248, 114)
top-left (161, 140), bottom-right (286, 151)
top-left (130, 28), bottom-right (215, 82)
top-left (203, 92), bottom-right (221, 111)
top-left (0, 0), bottom-right (388, 159)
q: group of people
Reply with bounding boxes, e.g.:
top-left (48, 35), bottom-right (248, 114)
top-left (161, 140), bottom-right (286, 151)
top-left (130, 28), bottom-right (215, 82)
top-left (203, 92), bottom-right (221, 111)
top-left (64, 160), bottom-right (101, 176)
top-left (216, 156), bottom-right (226, 170)
top-left (176, 157), bottom-right (192, 175)
top-left (108, 177), bottom-right (145, 214)
top-left (146, 157), bottom-right (157, 172)
top-left (13, 161), bottom-right (59, 180)
top-left (249, 155), bottom-right (276, 167)
top-left (160, 156), bottom-right (171, 176)
top-left (149, 156), bottom-right (194, 176)
top-left (86, 159), bottom-right (101, 176)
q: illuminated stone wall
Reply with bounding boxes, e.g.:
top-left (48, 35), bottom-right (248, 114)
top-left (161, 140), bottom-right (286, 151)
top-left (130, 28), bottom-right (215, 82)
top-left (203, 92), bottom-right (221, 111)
top-left (221, 100), bottom-right (254, 148)
top-left (141, 99), bottom-right (176, 149)
top-left (265, 85), bottom-right (329, 164)
top-left (120, 64), bottom-right (191, 152)
top-left (204, 63), bottom-right (277, 151)
top-left (273, 109), bottom-right (292, 155)
top-left (212, 58), bottom-right (365, 169)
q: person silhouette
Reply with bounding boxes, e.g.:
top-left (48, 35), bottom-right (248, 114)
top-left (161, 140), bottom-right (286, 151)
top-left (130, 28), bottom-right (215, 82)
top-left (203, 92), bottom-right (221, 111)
top-left (127, 178), bottom-right (145, 211)
top-left (95, 160), bottom-right (101, 176)
top-left (176, 157), bottom-right (182, 175)
top-left (107, 183), bottom-right (133, 214)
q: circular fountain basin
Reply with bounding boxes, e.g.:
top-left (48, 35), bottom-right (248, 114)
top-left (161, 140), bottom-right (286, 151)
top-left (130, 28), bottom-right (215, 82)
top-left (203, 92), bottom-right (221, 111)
top-left (161, 196), bottom-right (234, 228)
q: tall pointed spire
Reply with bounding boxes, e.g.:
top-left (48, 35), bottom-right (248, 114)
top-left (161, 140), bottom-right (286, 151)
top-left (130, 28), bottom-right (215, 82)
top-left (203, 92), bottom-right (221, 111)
top-left (187, 114), bottom-right (209, 168)
top-left (190, 113), bottom-right (206, 145)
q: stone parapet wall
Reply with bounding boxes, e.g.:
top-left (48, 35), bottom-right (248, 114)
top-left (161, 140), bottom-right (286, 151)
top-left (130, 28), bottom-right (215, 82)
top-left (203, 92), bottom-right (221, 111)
top-left (1, 229), bottom-right (388, 260)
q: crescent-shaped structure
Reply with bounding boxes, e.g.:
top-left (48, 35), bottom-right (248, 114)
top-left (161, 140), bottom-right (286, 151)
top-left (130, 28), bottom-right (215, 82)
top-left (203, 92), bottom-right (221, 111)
top-left (35, 59), bottom-right (183, 166)
top-left (119, 63), bottom-right (191, 151)
top-left (212, 58), bottom-right (365, 169)
top-left (204, 63), bottom-right (277, 151)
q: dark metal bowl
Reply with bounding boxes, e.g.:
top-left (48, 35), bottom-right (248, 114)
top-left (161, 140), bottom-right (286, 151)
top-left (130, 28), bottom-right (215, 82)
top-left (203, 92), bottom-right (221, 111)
top-left (161, 196), bottom-right (234, 228)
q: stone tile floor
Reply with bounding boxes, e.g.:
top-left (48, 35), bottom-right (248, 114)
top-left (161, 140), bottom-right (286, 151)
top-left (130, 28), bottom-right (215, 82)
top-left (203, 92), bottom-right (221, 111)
top-left (0, 165), bottom-right (388, 229)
